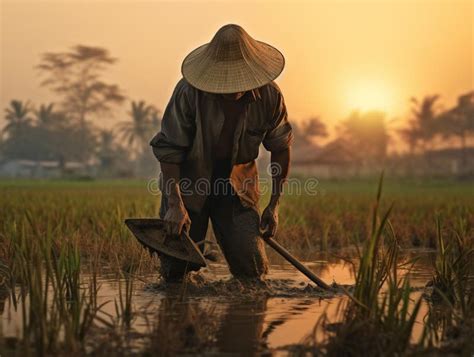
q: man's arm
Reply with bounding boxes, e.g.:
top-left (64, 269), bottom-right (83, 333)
top-left (260, 85), bottom-right (293, 238)
top-left (159, 161), bottom-right (190, 236)
top-left (260, 147), bottom-right (290, 238)
top-left (150, 80), bottom-right (195, 236)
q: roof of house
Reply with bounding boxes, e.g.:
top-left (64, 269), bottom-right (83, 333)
top-left (293, 139), bottom-right (358, 166)
top-left (424, 147), bottom-right (474, 159)
top-left (0, 159), bottom-right (89, 169)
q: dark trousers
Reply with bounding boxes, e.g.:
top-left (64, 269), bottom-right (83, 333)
top-left (159, 161), bottom-right (268, 282)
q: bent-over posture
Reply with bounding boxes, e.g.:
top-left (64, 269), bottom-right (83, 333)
top-left (150, 24), bottom-right (293, 282)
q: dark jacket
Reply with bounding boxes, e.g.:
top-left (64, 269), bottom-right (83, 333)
top-left (150, 78), bottom-right (293, 211)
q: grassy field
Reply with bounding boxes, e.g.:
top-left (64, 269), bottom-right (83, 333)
top-left (279, 177), bottom-right (473, 250)
top-left (1, 177), bottom-right (472, 253)
top-left (0, 177), bottom-right (472, 355)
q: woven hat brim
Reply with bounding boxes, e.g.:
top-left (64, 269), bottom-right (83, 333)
top-left (181, 41), bottom-right (285, 94)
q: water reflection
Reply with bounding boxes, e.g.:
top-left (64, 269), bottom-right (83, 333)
top-left (145, 293), bottom-right (330, 355)
top-left (217, 297), bottom-right (269, 355)
top-left (0, 287), bottom-right (8, 315)
top-left (0, 253), bottom-right (436, 355)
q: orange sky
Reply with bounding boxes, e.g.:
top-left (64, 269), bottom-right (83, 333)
top-left (1, 0), bottom-right (472, 131)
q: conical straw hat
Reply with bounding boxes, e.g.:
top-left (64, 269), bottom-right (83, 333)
top-left (182, 24), bottom-right (285, 94)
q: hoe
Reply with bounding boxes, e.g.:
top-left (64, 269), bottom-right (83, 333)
top-left (125, 218), bottom-right (331, 290)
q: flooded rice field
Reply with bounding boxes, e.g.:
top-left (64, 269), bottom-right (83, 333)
top-left (1, 180), bottom-right (472, 355)
top-left (0, 252), bottom-right (435, 355)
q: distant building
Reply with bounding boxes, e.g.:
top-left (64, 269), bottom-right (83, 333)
top-left (292, 139), bottom-right (364, 178)
top-left (291, 142), bottom-right (474, 179)
top-left (0, 159), bottom-right (98, 178)
top-left (421, 147), bottom-right (474, 177)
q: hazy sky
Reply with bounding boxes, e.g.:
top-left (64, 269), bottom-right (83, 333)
top-left (1, 0), bottom-right (472, 131)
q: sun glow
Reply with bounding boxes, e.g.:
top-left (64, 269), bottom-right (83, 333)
top-left (345, 79), bottom-right (394, 113)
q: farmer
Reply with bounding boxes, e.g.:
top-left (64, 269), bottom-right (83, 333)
top-left (150, 24), bottom-right (292, 282)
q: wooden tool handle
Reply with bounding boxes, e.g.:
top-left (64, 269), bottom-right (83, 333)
top-left (262, 236), bottom-right (331, 290)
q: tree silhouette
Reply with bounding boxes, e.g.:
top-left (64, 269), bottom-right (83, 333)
top-left (303, 117), bottom-right (328, 138)
top-left (338, 110), bottom-right (389, 165)
top-left (98, 129), bottom-right (115, 170)
top-left (36, 45), bottom-right (125, 162)
top-left (118, 101), bottom-right (160, 156)
top-left (37, 45), bottom-right (126, 125)
top-left (398, 121), bottom-right (419, 156)
top-left (402, 95), bottom-right (440, 154)
top-left (438, 91), bottom-right (474, 165)
top-left (32, 103), bottom-right (74, 163)
top-left (35, 103), bottom-right (56, 127)
top-left (150, 106), bottom-right (162, 132)
top-left (2, 100), bottom-right (37, 159)
top-left (293, 116), bottom-right (328, 150)
top-left (3, 100), bottom-right (33, 139)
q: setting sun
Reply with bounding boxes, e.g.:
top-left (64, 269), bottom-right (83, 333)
top-left (345, 79), bottom-right (395, 113)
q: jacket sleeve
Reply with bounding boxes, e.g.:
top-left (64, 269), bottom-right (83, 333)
top-left (262, 89), bottom-right (293, 153)
top-left (150, 80), bottom-right (195, 164)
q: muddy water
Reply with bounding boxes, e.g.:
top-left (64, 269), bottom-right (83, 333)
top-left (0, 251), bottom-right (435, 354)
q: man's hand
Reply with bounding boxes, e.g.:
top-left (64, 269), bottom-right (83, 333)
top-left (159, 162), bottom-right (191, 236)
top-left (260, 204), bottom-right (279, 238)
top-left (163, 199), bottom-right (191, 236)
top-left (261, 148), bottom-right (289, 238)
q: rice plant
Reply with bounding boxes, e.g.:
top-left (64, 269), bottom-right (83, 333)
top-left (301, 174), bottom-right (426, 356)
top-left (430, 217), bottom-right (473, 307)
top-left (424, 217), bottom-right (474, 353)
top-left (114, 254), bottom-right (140, 329)
top-left (0, 179), bottom-right (472, 354)
top-left (5, 215), bottom-right (106, 354)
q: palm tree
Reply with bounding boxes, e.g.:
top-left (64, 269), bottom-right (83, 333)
top-left (293, 117), bottom-right (328, 151)
top-left (409, 95), bottom-right (440, 152)
top-left (100, 129), bottom-right (114, 149)
top-left (398, 121), bottom-right (419, 156)
top-left (117, 100), bottom-right (161, 176)
top-left (35, 103), bottom-right (56, 127)
top-left (438, 91), bottom-right (474, 165)
top-left (3, 100), bottom-right (33, 139)
top-left (118, 100), bottom-right (159, 156)
top-left (150, 107), bottom-right (162, 132)
top-left (98, 129), bottom-right (115, 170)
top-left (303, 117), bottom-right (328, 139)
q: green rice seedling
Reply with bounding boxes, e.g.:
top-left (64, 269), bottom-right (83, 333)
top-left (87, 239), bottom-right (106, 312)
top-left (346, 173), bottom-right (395, 313)
top-left (1, 179), bottom-right (472, 260)
top-left (49, 238), bottom-right (106, 349)
top-left (5, 214), bottom-right (106, 354)
top-left (114, 252), bottom-right (142, 329)
top-left (303, 174), bottom-right (426, 356)
top-left (424, 217), bottom-right (474, 353)
top-left (0, 254), bottom-right (12, 323)
top-left (0, 179), bottom-right (472, 354)
top-left (431, 217), bottom-right (474, 308)
top-left (423, 291), bottom-right (474, 354)
top-left (114, 274), bottom-right (135, 330)
top-left (8, 216), bottom-right (53, 353)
